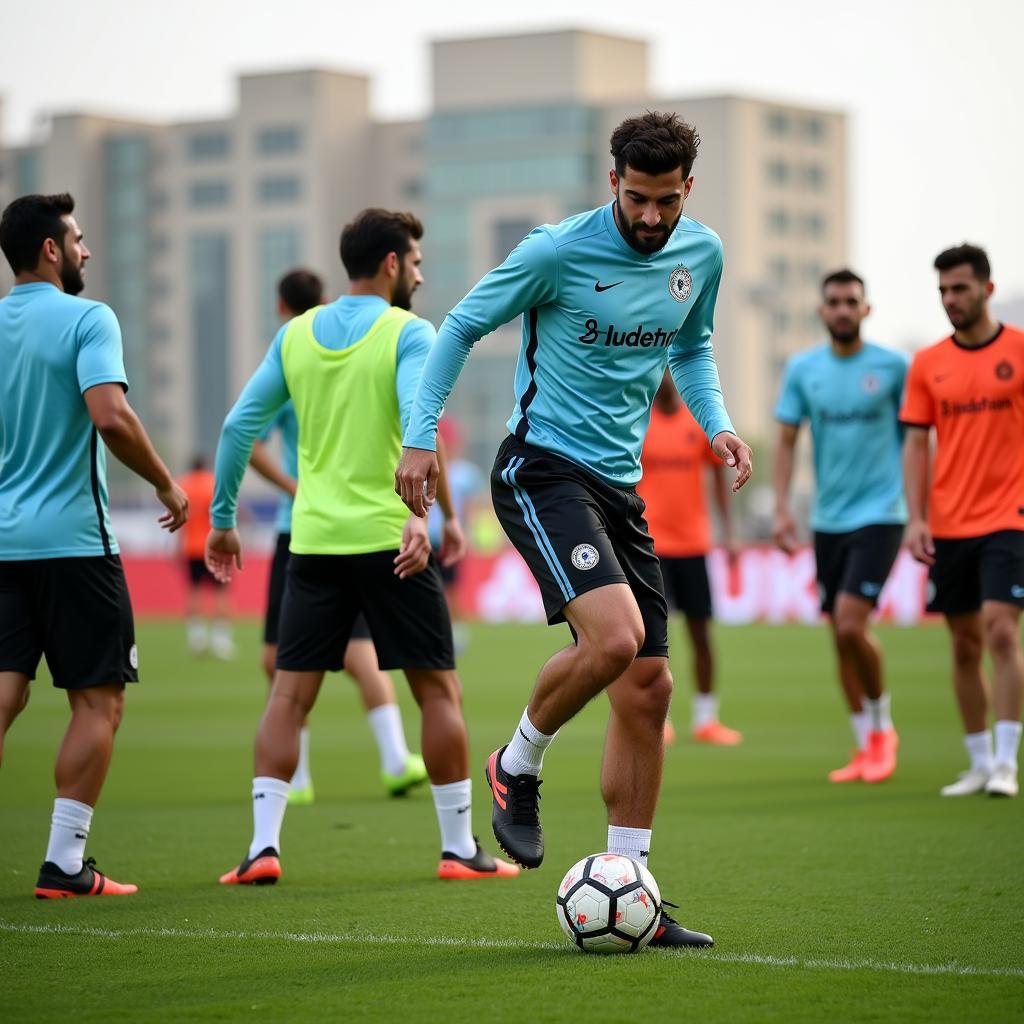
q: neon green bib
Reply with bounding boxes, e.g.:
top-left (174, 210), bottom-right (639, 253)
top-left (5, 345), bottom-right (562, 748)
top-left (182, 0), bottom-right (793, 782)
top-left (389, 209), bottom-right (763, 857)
top-left (281, 305), bottom-right (415, 554)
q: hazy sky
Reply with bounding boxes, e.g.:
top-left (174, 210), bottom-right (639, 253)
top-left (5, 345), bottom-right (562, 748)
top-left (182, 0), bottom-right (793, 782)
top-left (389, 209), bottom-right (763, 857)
top-left (3, 0), bottom-right (1022, 344)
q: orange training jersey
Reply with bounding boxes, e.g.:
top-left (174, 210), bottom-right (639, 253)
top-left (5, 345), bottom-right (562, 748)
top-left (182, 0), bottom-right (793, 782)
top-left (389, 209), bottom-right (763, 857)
top-left (637, 404), bottom-right (718, 557)
top-left (900, 324), bottom-right (1024, 539)
top-left (178, 468), bottom-right (215, 559)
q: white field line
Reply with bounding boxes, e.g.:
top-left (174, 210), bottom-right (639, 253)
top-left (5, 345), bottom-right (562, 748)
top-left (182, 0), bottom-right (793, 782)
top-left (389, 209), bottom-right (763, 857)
top-left (2, 920), bottom-right (1023, 979)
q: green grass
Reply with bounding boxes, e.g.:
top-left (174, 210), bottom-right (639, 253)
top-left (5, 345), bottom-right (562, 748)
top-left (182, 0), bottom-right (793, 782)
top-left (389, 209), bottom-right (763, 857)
top-left (1, 621), bottom-right (1022, 1022)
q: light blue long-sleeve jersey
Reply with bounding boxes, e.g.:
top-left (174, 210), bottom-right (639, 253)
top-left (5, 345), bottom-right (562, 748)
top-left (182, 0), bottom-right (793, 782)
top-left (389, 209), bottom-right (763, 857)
top-left (775, 341), bottom-right (908, 532)
top-left (212, 295), bottom-right (434, 529)
top-left (258, 402), bottom-right (298, 535)
top-left (404, 202), bottom-right (734, 486)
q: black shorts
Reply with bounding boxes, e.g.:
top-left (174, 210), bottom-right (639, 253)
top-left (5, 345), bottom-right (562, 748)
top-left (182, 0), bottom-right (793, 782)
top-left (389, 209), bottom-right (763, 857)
top-left (927, 530), bottom-right (1024, 616)
top-left (186, 557), bottom-right (220, 587)
top-left (490, 435), bottom-right (668, 658)
top-left (265, 534), bottom-right (373, 646)
top-left (660, 555), bottom-right (713, 620)
top-left (276, 550), bottom-right (454, 672)
top-left (814, 524), bottom-right (904, 614)
top-left (0, 556), bottom-right (138, 690)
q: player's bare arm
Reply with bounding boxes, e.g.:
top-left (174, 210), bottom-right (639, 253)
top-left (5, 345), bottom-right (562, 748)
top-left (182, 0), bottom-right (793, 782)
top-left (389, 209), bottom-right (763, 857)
top-left (84, 382), bottom-right (188, 532)
top-left (249, 440), bottom-right (297, 497)
top-left (772, 422), bottom-right (799, 554)
top-left (902, 426), bottom-right (934, 566)
top-left (711, 431), bottom-right (753, 492)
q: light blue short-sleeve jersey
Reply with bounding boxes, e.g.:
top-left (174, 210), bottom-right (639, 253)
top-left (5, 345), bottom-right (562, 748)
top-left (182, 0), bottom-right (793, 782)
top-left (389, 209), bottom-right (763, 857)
top-left (0, 283), bottom-right (128, 559)
top-left (405, 202), bottom-right (734, 487)
top-left (258, 402), bottom-right (299, 535)
top-left (775, 341), bottom-right (908, 533)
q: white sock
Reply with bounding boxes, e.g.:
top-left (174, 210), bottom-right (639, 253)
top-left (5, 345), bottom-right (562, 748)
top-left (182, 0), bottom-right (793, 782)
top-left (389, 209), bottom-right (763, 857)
top-left (44, 798), bottom-right (93, 875)
top-left (431, 779), bottom-right (476, 859)
top-left (864, 694), bottom-right (892, 733)
top-left (187, 617), bottom-right (207, 648)
top-left (500, 708), bottom-right (556, 777)
top-left (368, 704), bottom-right (411, 777)
top-left (692, 693), bottom-right (718, 730)
top-left (249, 776), bottom-right (291, 859)
top-left (964, 731), bottom-right (994, 774)
top-left (850, 710), bottom-right (872, 751)
top-left (607, 825), bottom-right (653, 867)
top-left (290, 726), bottom-right (312, 790)
top-left (993, 720), bottom-right (1023, 768)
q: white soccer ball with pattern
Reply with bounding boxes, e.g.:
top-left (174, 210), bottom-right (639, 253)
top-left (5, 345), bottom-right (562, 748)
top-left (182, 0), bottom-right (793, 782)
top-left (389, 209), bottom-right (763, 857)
top-left (555, 852), bottom-right (661, 953)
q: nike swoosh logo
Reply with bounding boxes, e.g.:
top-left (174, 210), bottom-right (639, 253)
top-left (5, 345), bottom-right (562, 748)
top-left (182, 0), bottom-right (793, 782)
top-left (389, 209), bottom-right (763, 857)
top-left (595, 281), bottom-right (623, 292)
top-left (457, 805), bottom-right (471, 814)
top-left (934, 374), bottom-right (952, 382)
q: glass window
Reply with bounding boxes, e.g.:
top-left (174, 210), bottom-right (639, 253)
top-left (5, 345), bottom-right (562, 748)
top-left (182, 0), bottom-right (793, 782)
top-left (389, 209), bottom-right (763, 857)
top-left (257, 176), bottom-right (302, 204)
top-left (14, 151), bottom-right (40, 194)
top-left (803, 164), bottom-right (826, 190)
top-left (767, 208), bottom-right (789, 235)
top-left (256, 125), bottom-right (302, 155)
top-left (189, 180), bottom-right (231, 208)
top-left (804, 118), bottom-right (826, 142)
top-left (766, 160), bottom-right (788, 185)
top-left (258, 226), bottom-right (303, 342)
top-left (493, 218), bottom-right (534, 265)
top-left (804, 212), bottom-right (826, 238)
top-left (402, 178), bottom-right (423, 199)
top-left (190, 233), bottom-right (231, 456)
top-left (768, 257), bottom-right (788, 283)
top-left (188, 132), bottom-right (231, 161)
top-left (765, 111), bottom-right (788, 136)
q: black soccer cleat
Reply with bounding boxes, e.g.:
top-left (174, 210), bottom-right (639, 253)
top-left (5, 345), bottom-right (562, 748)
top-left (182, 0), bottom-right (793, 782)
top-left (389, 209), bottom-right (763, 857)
top-left (648, 901), bottom-right (714, 949)
top-left (438, 837), bottom-right (519, 879)
top-left (219, 847), bottom-right (281, 886)
top-left (485, 746), bottom-right (544, 869)
top-left (35, 857), bottom-right (138, 898)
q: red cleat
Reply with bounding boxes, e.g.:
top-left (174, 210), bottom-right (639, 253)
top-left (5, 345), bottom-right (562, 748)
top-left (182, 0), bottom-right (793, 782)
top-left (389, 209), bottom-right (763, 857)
top-left (34, 857), bottom-right (138, 899)
top-left (828, 749), bottom-right (867, 783)
top-left (438, 840), bottom-right (520, 880)
top-left (692, 721), bottom-right (743, 746)
top-left (862, 728), bottom-right (898, 784)
top-left (219, 847), bottom-right (281, 886)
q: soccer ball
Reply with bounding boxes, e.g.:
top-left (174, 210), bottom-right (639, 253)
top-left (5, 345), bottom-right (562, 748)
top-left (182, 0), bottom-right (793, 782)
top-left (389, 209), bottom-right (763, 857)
top-left (555, 852), bottom-right (661, 954)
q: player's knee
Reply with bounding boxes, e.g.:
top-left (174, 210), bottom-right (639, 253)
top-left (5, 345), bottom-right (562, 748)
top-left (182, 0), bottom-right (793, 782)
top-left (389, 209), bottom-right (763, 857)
top-left (832, 614), bottom-right (865, 649)
top-left (951, 629), bottom-right (983, 668)
top-left (618, 662), bottom-right (673, 722)
top-left (408, 669), bottom-right (462, 709)
top-left (595, 628), bottom-right (643, 675)
top-left (984, 616), bottom-right (1021, 660)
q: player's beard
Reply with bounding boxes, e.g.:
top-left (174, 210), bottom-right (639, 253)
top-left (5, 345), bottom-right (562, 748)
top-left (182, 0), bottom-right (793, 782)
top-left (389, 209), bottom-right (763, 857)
top-left (946, 293), bottom-right (986, 331)
top-left (392, 274), bottom-right (416, 311)
top-left (828, 324), bottom-right (860, 345)
top-left (59, 247), bottom-right (85, 296)
top-left (615, 198), bottom-right (681, 254)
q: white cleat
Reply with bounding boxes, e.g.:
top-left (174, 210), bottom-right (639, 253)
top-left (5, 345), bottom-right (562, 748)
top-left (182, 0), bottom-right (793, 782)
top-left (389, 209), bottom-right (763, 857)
top-left (940, 768), bottom-right (991, 797)
top-left (984, 763), bottom-right (1019, 798)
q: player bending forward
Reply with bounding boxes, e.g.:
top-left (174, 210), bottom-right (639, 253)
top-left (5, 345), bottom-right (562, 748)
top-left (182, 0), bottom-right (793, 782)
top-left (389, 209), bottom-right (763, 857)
top-left (397, 113), bottom-right (751, 947)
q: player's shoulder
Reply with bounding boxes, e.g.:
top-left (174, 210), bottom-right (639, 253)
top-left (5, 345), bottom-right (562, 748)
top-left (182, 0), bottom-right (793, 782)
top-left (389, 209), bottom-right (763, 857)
top-left (541, 206), bottom-right (608, 250)
top-left (863, 341), bottom-right (909, 368)
top-left (787, 342), bottom-right (830, 374)
top-left (999, 322), bottom-right (1024, 347)
top-left (908, 334), bottom-right (954, 368)
top-left (673, 216), bottom-right (723, 251)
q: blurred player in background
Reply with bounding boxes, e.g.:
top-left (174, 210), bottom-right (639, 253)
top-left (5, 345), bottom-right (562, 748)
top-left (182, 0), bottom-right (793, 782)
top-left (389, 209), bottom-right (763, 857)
top-left (638, 370), bottom-right (741, 746)
top-left (902, 244), bottom-right (1024, 798)
top-left (427, 416), bottom-right (484, 652)
top-left (398, 112), bottom-right (752, 947)
top-left (178, 455), bottom-right (234, 659)
top-left (248, 268), bottom-right (426, 805)
top-left (773, 270), bottom-right (906, 784)
top-left (0, 193), bottom-right (188, 897)
top-left (209, 209), bottom-right (516, 883)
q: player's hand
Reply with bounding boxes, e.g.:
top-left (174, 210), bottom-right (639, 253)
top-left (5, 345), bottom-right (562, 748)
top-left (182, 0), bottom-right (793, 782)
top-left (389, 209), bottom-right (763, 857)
top-left (155, 481), bottom-right (189, 533)
top-left (395, 515), bottom-right (431, 579)
top-left (906, 518), bottom-right (935, 566)
top-left (712, 432), bottom-right (753, 492)
top-left (773, 508), bottom-right (799, 555)
top-left (205, 527), bottom-right (243, 582)
top-left (439, 516), bottom-right (467, 567)
top-left (395, 447), bottom-right (439, 518)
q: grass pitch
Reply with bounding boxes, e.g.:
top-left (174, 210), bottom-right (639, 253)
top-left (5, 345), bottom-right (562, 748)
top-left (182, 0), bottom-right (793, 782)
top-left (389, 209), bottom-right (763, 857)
top-left (1, 620), bottom-right (1022, 1022)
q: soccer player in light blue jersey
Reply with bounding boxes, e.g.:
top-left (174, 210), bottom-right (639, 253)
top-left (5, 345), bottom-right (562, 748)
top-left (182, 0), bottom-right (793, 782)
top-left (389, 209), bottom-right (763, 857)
top-left (773, 269), bottom-right (907, 785)
top-left (248, 268), bottom-right (427, 805)
top-left (0, 193), bottom-right (188, 898)
top-left (396, 112), bottom-right (753, 948)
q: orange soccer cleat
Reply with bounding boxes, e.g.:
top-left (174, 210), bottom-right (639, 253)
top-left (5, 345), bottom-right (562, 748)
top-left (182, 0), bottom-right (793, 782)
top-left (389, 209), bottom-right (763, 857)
top-left (828, 749), bottom-right (867, 783)
top-left (438, 840), bottom-right (520, 880)
top-left (692, 721), bottom-right (743, 746)
top-left (219, 847), bottom-right (282, 886)
top-left (34, 857), bottom-right (138, 899)
top-left (861, 728), bottom-right (898, 784)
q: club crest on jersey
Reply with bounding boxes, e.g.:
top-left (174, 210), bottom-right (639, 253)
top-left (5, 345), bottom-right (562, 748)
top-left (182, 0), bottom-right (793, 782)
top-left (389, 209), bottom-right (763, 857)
top-left (995, 360), bottom-right (1014, 381)
top-left (669, 266), bottom-right (692, 303)
top-left (861, 374), bottom-right (880, 395)
top-left (571, 544), bottom-right (600, 571)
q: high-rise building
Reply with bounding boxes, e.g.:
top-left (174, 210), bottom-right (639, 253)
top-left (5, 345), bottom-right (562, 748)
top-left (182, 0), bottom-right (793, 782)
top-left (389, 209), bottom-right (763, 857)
top-left (0, 29), bottom-right (845, 493)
